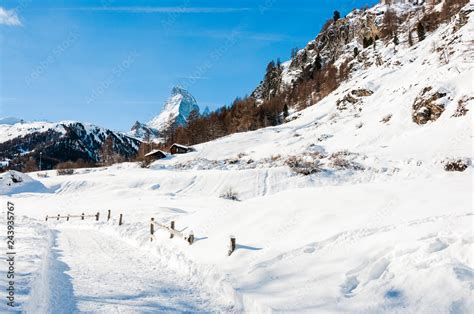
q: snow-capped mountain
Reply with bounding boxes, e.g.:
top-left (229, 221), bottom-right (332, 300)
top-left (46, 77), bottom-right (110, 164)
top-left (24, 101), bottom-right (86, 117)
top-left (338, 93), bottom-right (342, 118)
top-left (0, 120), bottom-right (140, 170)
top-left (130, 87), bottom-right (200, 140)
top-left (0, 116), bottom-right (23, 125)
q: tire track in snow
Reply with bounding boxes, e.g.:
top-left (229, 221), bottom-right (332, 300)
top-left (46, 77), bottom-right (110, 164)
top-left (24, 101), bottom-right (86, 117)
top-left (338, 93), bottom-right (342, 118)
top-left (175, 175), bottom-right (198, 195)
top-left (50, 227), bottom-right (226, 313)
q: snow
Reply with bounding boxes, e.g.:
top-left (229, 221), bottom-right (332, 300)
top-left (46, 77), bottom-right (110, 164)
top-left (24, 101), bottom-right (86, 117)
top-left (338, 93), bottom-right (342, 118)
top-left (144, 149), bottom-right (167, 157)
top-left (0, 121), bottom-right (66, 144)
top-left (0, 3), bottom-right (472, 313)
top-left (0, 171), bottom-right (49, 195)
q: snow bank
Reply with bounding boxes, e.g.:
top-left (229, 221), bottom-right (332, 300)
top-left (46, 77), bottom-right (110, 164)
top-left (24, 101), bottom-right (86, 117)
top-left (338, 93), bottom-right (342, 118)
top-left (0, 171), bottom-right (49, 195)
top-left (0, 215), bottom-right (49, 312)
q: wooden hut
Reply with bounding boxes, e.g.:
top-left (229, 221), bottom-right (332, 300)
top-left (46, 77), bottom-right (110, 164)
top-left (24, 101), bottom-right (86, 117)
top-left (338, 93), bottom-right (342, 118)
top-left (170, 144), bottom-right (195, 155)
top-left (144, 149), bottom-right (167, 161)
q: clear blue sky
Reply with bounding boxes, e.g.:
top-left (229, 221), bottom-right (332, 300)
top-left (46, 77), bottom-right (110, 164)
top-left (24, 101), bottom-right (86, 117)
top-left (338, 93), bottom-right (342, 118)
top-left (0, 0), bottom-right (378, 131)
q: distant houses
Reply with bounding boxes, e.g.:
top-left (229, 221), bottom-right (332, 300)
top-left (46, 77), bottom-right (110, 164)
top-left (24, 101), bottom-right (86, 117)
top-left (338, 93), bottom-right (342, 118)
top-left (170, 143), bottom-right (195, 155)
top-left (144, 149), bottom-right (167, 162)
top-left (141, 143), bottom-right (194, 164)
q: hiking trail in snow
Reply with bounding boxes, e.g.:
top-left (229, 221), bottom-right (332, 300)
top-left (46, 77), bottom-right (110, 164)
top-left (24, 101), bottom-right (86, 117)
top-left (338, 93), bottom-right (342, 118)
top-left (45, 227), bottom-right (230, 313)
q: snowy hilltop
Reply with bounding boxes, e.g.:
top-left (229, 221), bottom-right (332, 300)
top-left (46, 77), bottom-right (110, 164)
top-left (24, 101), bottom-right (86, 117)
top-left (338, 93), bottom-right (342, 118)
top-left (130, 87), bottom-right (200, 141)
top-left (0, 120), bottom-right (140, 170)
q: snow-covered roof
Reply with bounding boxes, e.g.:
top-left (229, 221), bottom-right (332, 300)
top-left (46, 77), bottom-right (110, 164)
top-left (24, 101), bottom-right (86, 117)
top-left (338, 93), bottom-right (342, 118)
top-left (144, 149), bottom-right (167, 157)
top-left (171, 143), bottom-right (191, 150)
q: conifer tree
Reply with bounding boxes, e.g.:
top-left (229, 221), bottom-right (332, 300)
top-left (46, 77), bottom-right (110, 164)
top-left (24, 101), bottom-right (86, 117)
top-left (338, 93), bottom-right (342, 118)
top-left (417, 22), bottom-right (426, 41)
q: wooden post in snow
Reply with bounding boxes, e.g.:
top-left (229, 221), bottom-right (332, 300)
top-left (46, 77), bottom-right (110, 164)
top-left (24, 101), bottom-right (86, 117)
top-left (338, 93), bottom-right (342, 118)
top-left (187, 231), bottom-right (194, 245)
top-left (228, 235), bottom-right (236, 256)
top-left (107, 210), bottom-right (111, 221)
top-left (67, 214), bottom-right (70, 221)
top-left (57, 214), bottom-right (60, 221)
top-left (81, 213), bottom-right (85, 220)
top-left (170, 221), bottom-right (175, 239)
top-left (150, 218), bottom-right (155, 242)
top-left (45, 216), bottom-right (48, 221)
top-left (96, 212), bottom-right (100, 221)
top-left (119, 214), bottom-right (123, 226)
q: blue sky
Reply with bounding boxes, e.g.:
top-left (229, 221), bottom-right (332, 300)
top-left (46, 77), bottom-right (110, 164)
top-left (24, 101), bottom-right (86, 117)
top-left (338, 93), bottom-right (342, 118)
top-left (0, 0), bottom-right (378, 131)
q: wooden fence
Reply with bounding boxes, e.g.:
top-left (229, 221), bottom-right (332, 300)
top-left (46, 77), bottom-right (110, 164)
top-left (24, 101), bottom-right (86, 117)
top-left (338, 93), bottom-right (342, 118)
top-left (45, 210), bottom-right (238, 255)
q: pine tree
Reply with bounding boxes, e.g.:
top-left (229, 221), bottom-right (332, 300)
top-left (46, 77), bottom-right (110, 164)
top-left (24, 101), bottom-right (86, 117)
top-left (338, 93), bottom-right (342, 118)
top-left (291, 47), bottom-right (299, 59)
top-left (353, 47), bottom-right (359, 57)
top-left (382, 8), bottom-right (398, 38)
top-left (333, 10), bottom-right (341, 22)
top-left (315, 54), bottom-right (322, 72)
top-left (283, 104), bottom-right (289, 119)
top-left (417, 22), bottom-right (426, 41)
top-left (393, 33), bottom-right (399, 45)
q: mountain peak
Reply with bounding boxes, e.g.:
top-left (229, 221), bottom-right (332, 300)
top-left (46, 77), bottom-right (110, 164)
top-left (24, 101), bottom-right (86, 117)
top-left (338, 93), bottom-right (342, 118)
top-left (130, 87), bottom-right (200, 140)
top-left (0, 117), bottom-right (23, 125)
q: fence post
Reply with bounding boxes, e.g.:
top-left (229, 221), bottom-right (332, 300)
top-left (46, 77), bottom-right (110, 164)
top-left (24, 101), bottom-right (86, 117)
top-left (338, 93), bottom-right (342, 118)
top-left (81, 213), bottom-right (85, 220)
top-left (150, 218), bottom-right (155, 241)
top-left (57, 214), bottom-right (60, 221)
top-left (228, 235), bottom-right (236, 256)
top-left (107, 210), bottom-right (111, 221)
top-left (170, 221), bottom-right (175, 239)
top-left (96, 212), bottom-right (100, 221)
top-left (187, 231), bottom-right (194, 245)
top-left (119, 214), bottom-right (123, 226)
top-left (67, 214), bottom-right (70, 221)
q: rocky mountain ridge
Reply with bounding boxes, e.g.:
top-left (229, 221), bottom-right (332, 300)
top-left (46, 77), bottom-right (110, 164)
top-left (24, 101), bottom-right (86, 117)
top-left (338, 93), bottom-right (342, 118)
top-left (0, 121), bottom-right (140, 171)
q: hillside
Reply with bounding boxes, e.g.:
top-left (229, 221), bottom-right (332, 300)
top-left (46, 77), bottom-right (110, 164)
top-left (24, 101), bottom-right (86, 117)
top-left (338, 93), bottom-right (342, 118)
top-left (0, 121), bottom-right (140, 171)
top-left (163, 0), bottom-right (471, 148)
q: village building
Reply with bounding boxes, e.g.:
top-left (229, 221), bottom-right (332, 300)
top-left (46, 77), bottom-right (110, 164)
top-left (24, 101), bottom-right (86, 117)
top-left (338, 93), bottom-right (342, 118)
top-left (170, 144), bottom-right (195, 155)
top-left (144, 149), bottom-right (167, 161)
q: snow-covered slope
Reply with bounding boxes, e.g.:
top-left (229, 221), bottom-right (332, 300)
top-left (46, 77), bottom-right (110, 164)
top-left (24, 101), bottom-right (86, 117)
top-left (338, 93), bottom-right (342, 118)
top-left (130, 87), bottom-right (200, 140)
top-left (162, 3), bottom-right (473, 174)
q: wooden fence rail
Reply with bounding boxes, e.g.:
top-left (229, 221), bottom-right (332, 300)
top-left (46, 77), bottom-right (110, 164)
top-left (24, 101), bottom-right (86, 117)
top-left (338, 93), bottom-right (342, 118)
top-left (150, 219), bottom-right (194, 245)
top-left (45, 210), bottom-right (123, 226)
top-left (46, 214), bottom-right (96, 221)
top-left (44, 211), bottom-right (239, 256)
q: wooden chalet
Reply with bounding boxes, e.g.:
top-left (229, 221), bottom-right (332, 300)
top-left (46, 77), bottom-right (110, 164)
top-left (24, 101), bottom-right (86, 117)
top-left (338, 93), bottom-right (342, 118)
top-left (170, 143), bottom-right (195, 155)
top-left (144, 149), bottom-right (167, 161)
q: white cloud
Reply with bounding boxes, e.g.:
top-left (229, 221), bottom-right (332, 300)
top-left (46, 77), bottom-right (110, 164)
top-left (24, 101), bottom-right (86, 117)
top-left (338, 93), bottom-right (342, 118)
top-left (54, 6), bottom-right (250, 14)
top-left (0, 7), bottom-right (21, 26)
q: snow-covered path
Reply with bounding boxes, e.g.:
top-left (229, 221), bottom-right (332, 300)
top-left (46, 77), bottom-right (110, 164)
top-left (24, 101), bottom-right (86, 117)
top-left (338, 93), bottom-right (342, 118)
top-left (50, 227), bottom-right (225, 313)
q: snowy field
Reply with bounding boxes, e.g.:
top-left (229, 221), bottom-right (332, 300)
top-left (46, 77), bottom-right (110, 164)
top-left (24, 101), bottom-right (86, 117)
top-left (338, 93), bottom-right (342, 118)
top-left (0, 162), bottom-right (472, 312)
top-left (1, 3), bottom-right (473, 313)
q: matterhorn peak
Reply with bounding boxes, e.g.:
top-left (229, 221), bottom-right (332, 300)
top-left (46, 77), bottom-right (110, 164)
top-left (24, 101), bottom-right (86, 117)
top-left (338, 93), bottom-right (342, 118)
top-left (130, 87), bottom-right (200, 140)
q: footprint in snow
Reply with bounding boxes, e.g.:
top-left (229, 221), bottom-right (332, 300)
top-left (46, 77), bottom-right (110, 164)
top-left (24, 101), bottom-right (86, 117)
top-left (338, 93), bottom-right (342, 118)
top-left (453, 264), bottom-right (474, 289)
top-left (384, 289), bottom-right (405, 307)
top-left (340, 276), bottom-right (359, 297)
top-left (426, 238), bottom-right (449, 253)
top-left (368, 258), bottom-right (390, 281)
top-left (150, 183), bottom-right (160, 190)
